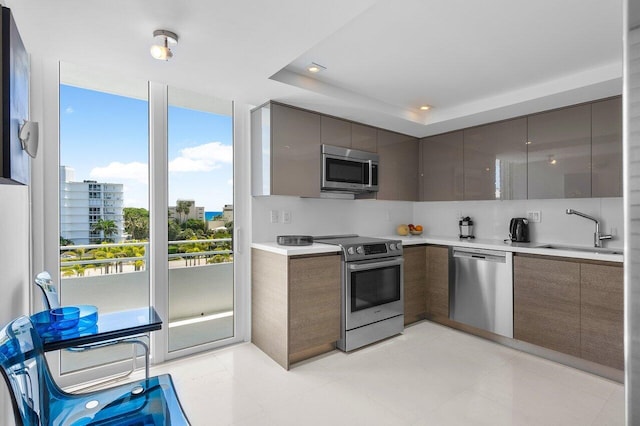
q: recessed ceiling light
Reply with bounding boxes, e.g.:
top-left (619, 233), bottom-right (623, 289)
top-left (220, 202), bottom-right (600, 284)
top-left (419, 105), bottom-right (431, 111)
top-left (307, 62), bottom-right (326, 73)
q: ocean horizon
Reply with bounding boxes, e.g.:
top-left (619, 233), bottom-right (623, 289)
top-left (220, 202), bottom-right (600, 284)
top-left (205, 211), bottom-right (223, 221)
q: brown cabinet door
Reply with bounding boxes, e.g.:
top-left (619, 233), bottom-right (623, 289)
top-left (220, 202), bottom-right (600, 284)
top-left (581, 262), bottom-right (624, 370)
top-left (463, 118), bottom-right (527, 200)
top-left (426, 246), bottom-right (449, 319)
top-left (592, 97), bottom-right (622, 198)
top-left (321, 116), bottom-right (351, 148)
top-left (271, 104), bottom-right (321, 197)
top-left (403, 246), bottom-right (427, 325)
top-left (352, 123), bottom-right (377, 152)
top-left (527, 104), bottom-right (591, 199)
top-left (288, 255), bottom-right (341, 356)
top-left (514, 255), bottom-right (581, 356)
top-left (377, 129), bottom-right (419, 201)
top-left (420, 131), bottom-right (464, 201)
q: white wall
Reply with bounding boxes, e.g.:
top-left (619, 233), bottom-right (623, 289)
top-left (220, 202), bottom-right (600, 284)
top-left (0, 184), bottom-right (30, 426)
top-left (414, 197), bottom-right (624, 248)
top-left (252, 195), bottom-right (623, 249)
top-left (252, 196), bottom-right (413, 242)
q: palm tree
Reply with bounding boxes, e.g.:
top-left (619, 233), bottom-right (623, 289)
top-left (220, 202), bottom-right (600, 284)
top-left (175, 200), bottom-right (192, 223)
top-left (91, 219), bottom-right (118, 243)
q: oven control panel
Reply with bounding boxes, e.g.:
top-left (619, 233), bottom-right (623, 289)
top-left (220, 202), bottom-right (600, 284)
top-left (344, 241), bottom-right (402, 261)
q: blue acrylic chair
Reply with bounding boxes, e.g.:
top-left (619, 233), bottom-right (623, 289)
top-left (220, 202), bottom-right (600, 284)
top-left (33, 271), bottom-right (142, 385)
top-left (0, 315), bottom-right (190, 425)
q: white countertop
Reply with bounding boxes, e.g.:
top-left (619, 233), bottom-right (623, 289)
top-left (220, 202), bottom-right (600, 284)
top-left (252, 235), bottom-right (623, 263)
top-left (251, 241), bottom-right (341, 256)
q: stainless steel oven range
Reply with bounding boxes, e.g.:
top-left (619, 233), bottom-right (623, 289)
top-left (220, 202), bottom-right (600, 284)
top-left (314, 235), bottom-right (404, 352)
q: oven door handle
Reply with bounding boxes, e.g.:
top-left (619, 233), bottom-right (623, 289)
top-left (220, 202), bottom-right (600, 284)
top-left (347, 258), bottom-right (404, 271)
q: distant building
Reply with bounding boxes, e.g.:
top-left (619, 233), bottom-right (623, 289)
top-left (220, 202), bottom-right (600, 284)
top-left (168, 199), bottom-right (205, 223)
top-left (222, 204), bottom-right (233, 221)
top-left (207, 204), bottom-right (233, 231)
top-left (59, 166), bottom-right (124, 244)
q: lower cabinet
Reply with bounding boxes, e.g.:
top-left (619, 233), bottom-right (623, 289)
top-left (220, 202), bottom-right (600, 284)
top-left (514, 255), bottom-right (581, 357)
top-left (403, 245), bottom-right (426, 325)
top-left (581, 263), bottom-right (624, 370)
top-left (426, 245), bottom-right (449, 320)
top-left (252, 249), bottom-right (340, 369)
top-left (514, 254), bottom-right (624, 369)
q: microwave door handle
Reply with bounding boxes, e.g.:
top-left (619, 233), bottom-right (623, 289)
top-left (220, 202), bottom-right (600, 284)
top-left (367, 160), bottom-right (373, 187)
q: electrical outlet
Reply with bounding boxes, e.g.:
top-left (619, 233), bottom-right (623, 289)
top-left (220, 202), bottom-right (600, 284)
top-left (270, 210), bottom-right (279, 224)
top-left (282, 210), bottom-right (291, 224)
top-left (527, 211), bottom-right (541, 223)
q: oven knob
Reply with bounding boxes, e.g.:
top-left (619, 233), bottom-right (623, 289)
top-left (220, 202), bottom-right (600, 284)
top-left (390, 243), bottom-right (396, 250)
top-left (347, 247), bottom-right (355, 255)
top-left (396, 242), bottom-right (402, 250)
top-left (356, 246), bottom-right (364, 254)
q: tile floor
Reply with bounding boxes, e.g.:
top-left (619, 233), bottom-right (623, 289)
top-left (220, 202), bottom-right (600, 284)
top-left (150, 321), bottom-right (624, 425)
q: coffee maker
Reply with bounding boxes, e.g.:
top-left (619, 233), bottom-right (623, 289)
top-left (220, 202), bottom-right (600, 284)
top-left (459, 216), bottom-right (475, 239)
top-left (509, 218), bottom-right (530, 242)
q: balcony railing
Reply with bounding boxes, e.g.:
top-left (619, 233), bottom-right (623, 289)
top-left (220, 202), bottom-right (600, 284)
top-left (60, 238), bottom-right (233, 277)
top-left (58, 237), bottom-right (235, 369)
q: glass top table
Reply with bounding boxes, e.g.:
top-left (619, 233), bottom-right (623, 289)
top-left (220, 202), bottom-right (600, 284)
top-left (33, 306), bottom-right (162, 352)
top-left (31, 306), bottom-right (162, 379)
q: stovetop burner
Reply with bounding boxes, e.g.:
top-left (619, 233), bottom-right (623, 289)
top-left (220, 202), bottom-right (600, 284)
top-left (314, 234), bottom-right (403, 261)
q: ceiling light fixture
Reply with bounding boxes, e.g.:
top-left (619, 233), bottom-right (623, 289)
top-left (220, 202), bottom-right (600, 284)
top-left (548, 155), bottom-right (557, 165)
top-left (419, 105), bottom-right (431, 111)
top-left (307, 62), bottom-right (326, 73)
top-left (150, 29), bottom-right (178, 61)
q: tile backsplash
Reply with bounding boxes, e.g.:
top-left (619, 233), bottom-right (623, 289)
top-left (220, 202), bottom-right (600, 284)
top-left (252, 196), bottom-right (623, 249)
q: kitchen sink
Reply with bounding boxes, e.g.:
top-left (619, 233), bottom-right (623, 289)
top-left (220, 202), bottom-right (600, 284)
top-left (535, 244), bottom-right (623, 255)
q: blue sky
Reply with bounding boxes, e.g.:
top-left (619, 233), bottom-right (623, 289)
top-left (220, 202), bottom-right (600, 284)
top-left (60, 85), bottom-right (233, 212)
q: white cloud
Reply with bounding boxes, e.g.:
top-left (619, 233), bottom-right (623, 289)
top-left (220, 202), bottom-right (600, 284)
top-left (90, 161), bottom-right (148, 183)
top-left (65, 106), bottom-right (74, 114)
top-left (169, 142), bottom-right (232, 173)
top-left (227, 179), bottom-right (233, 186)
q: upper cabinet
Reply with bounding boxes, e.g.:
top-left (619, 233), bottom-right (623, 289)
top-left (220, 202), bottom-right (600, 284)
top-left (419, 131), bottom-right (463, 201)
top-left (320, 116), bottom-right (351, 148)
top-left (377, 129), bottom-right (419, 201)
top-left (251, 103), bottom-right (322, 197)
top-left (418, 96), bottom-right (622, 201)
top-left (463, 118), bottom-right (527, 200)
top-left (527, 104), bottom-right (592, 199)
top-left (320, 116), bottom-right (378, 152)
top-left (253, 97), bottom-right (621, 201)
top-left (592, 97), bottom-right (622, 197)
top-left (351, 123), bottom-right (377, 152)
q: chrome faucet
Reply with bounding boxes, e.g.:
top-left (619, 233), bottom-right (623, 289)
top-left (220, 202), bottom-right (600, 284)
top-left (565, 209), bottom-right (612, 248)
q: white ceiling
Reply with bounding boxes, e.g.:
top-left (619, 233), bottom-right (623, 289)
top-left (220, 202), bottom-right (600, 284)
top-left (5, 0), bottom-right (623, 137)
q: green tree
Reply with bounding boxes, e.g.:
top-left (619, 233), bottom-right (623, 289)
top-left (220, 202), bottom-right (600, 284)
top-left (91, 219), bottom-right (118, 243)
top-left (124, 207), bottom-right (149, 240)
top-left (175, 200), bottom-right (192, 224)
top-left (60, 236), bottom-right (74, 246)
top-left (183, 218), bottom-right (206, 233)
top-left (168, 220), bottom-right (181, 241)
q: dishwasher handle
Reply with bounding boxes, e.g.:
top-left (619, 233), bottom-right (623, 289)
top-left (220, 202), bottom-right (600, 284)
top-left (452, 247), bottom-right (506, 263)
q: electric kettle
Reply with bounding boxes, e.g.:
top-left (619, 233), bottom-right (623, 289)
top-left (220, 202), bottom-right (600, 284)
top-left (509, 218), bottom-right (530, 242)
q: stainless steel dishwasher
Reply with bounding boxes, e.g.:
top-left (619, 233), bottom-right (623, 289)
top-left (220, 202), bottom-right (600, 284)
top-left (449, 247), bottom-right (513, 338)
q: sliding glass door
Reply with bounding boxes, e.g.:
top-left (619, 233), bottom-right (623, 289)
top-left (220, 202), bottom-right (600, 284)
top-left (58, 62), bottom-right (150, 377)
top-left (167, 87), bottom-right (234, 352)
top-left (53, 62), bottom-right (238, 385)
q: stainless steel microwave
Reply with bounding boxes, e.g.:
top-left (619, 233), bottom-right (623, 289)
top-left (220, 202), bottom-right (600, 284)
top-left (321, 144), bottom-right (379, 193)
